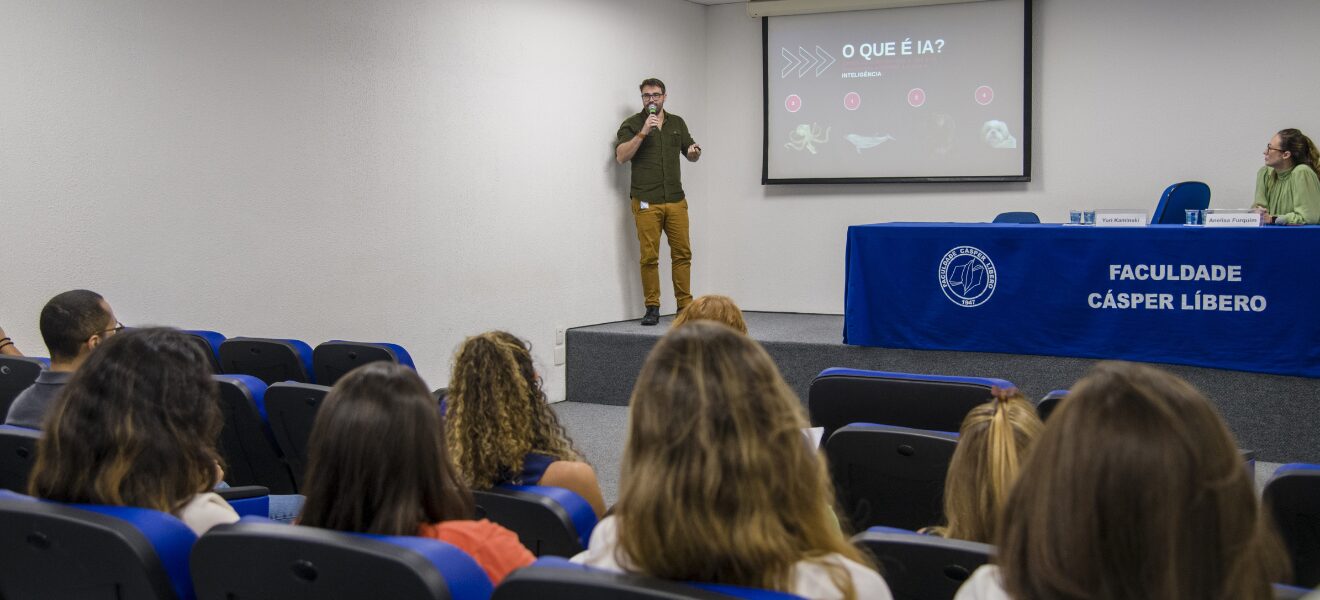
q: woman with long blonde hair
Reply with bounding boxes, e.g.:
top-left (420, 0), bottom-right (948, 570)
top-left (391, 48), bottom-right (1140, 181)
top-left (445, 331), bottom-right (605, 516)
top-left (926, 388), bottom-right (1042, 543)
top-left (574, 321), bottom-right (891, 599)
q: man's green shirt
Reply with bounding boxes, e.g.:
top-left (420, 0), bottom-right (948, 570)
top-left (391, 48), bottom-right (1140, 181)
top-left (615, 111), bottom-right (696, 204)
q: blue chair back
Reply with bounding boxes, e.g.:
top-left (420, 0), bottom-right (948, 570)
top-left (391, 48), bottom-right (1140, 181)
top-left (853, 527), bottom-right (992, 600)
top-left (1264, 463), bottom-right (1320, 588)
top-left (182, 330), bottom-right (226, 372)
top-left (218, 337), bottom-right (315, 385)
top-left (1152, 181), bottom-right (1211, 224)
top-left (213, 375), bottom-right (298, 494)
top-left (825, 423), bottom-right (959, 530)
top-left (263, 381), bottom-right (332, 489)
top-left (0, 489), bottom-right (198, 599)
top-left (493, 556), bottom-right (805, 599)
top-left (1036, 389), bottom-right (1068, 421)
top-left (191, 516), bottom-right (493, 600)
top-left (0, 424), bottom-right (41, 492)
top-left (473, 485), bottom-right (598, 557)
top-left (0, 355), bottom-right (47, 419)
top-left (808, 368), bottom-right (1012, 440)
top-left (312, 340), bottom-right (417, 386)
top-left (991, 211), bottom-right (1040, 223)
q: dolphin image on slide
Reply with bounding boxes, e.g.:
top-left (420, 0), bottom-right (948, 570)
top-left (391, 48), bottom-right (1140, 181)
top-left (845, 133), bottom-right (896, 153)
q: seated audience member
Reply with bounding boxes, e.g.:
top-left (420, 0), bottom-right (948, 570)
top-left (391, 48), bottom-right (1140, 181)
top-left (954, 361), bottom-right (1288, 600)
top-left (1253, 128), bottom-right (1320, 225)
top-left (574, 321), bottom-right (892, 600)
top-left (669, 294), bottom-right (748, 334)
top-left (445, 331), bottom-right (606, 517)
top-left (28, 327), bottom-right (239, 536)
top-left (5, 289), bottom-right (120, 429)
top-left (0, 324), bottom-right (23, 356)
top-left (924, 388), bottom-right (1042, 543)
top-left (297, 362), bottom-right (533, 584)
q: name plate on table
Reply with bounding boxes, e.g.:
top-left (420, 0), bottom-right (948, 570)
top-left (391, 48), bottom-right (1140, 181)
top-left (1094, 211), bottom-right (1148, 227)
top-left (1204, 211), bottom-right (1262, 227)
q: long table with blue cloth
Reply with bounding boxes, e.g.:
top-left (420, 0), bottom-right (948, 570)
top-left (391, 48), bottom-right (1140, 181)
top-left (843, 223), bottom-right (1320, 378)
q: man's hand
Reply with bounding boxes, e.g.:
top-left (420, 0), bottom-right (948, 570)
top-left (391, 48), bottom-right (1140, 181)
top-left (641, 114), bottom-right (661, 136)
top-left (686, 143), bottom-right (702, 160)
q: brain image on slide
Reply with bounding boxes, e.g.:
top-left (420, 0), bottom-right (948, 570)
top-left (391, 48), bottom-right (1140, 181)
top-left (981, 120), bottom-right (1017, 149)
top-left (785, 123), bottom-right (830, 154)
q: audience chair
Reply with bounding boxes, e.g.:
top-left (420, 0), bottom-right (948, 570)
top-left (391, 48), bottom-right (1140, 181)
top-left (213, 375), bottom-right (298, 494)
top-left (991, 211), bottom-right (1040, 224)
top-left (191, 516), bottom-right (493, 600)
top-left (1035, 389), bottom-right (1068, 421)
top-left (312, 340), bottom-right (416, 386)
top-left (0, 424), bottom-right (41, 492)
top-left (825, 423), bottom-right (959, 531)
top-left (493, 556), bottom-right (805, 599)
top-left (264, 381), bottom-right (331, 489)
top-left (473, 484), bottom-right (598, 557)
top-left (214, 485), bottom-right (272, 519)
top-left (1275, 583), bottom-right (1312, 599)
top-left (218, 337), bottom-right (315, 385)
top-left (0, 490), bottom-right (197, 600)
top-left (1264, 463), bottom-right (1320, 588)
top-left (808, 368), bottom-right (1012, 441)
top-left (1151, 181), bottom-right (1211, 224)
top-left (182, 330), bottom-right (226, 373)
top-left (0, 355), bottom-right (48, 419)
top-left (853, 527), bottom-right (992, 600)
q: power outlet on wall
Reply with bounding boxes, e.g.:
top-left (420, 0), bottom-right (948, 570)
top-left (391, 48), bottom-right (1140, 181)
top-left (555, 326), bottom-right (566, 346)
top-left (553, 345), bottom-right (566, 366)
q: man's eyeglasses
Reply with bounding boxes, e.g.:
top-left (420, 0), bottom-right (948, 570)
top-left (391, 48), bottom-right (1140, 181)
top-left (95, 322), bottom-right (125, 339)
top-left (641, 93), bottom-right (665, 101)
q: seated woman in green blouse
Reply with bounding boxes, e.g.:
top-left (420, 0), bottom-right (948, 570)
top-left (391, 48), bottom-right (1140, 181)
top-left (1253, 128), bottom-right (1320, 225)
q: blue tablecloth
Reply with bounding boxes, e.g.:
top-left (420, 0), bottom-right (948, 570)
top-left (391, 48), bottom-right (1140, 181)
top-left (844, 223), bottom-right (1320, 377)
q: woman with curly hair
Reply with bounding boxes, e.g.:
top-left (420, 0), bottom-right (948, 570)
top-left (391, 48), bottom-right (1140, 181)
top-left (573, 321), bottom-right (891, 599)
top-left (29, 327), bottom-right (238, 535)
top-left (298, 361), bottom-right (533, 584)
top-left (445, 331), bottom-right (605, 516)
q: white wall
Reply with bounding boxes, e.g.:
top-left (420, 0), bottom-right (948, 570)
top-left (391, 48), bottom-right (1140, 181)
top-left (0, 0), bottom-right (707, 399)
top-left (702, 0), bottom-right (1320, 313)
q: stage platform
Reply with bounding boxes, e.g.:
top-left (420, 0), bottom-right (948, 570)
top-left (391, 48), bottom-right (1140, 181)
top-left (567, 311), bottom-right (1320, 463)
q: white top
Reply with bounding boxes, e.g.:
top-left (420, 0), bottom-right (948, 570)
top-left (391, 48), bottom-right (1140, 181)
top-left (953, 565), bottom-right (1012, 600)
top-left (572, 516), bottom-right (893, 600)
top-left (175, 492), bottom-right (240, 536)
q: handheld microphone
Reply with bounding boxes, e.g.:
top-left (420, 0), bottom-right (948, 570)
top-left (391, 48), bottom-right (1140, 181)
top-left (647, 103), bottom-right (657, 115)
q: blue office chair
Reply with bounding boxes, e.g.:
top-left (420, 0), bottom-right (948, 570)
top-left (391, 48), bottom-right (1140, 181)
top-left (991, 211), bottom-right (1040, 224)
top-left (0, 489), bottom-right (198, 599)
top-left (1035, 389), bottom-right (1068, 421)
top-left (218, 337), bottom-right (315, 385)
top-left (1264, 463), bottom-right (1320, 588)
top-left (191, 516), bottom-right (493, 600)
top-left (808, 368), bottom-right (1013, 441)
top-left (474, 484), bottom-right (598, 557)
top-left (312, 340), bottom-right (417, 386)
top-left (182, 330), bottom-right (226, 372)
top-left (853, 527), bottom-right (992, 600)
top-left (264, 381), bottom-right (332, 489)
top-left (1151, 181), bottom-right (1211, 224)
top-left (0, 424), bottom-right (41, 492)
top-left (0, 355), bottom-right (48, 419)
top-left (493, 556), bottom-right (805, 599)
top-left (825, 423), bottom-right (959, 531)
top-left (213, 374), bottom-right (298, 494)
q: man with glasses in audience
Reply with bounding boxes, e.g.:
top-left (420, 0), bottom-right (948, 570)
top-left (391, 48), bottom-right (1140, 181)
top-left (5, 289), bottom-right (122, 429)
top-left (615, 77), bottom-right (702, 326)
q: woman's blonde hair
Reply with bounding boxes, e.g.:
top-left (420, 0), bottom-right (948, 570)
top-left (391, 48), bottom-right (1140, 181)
top-left (931, 388), bottom-right (1042, 543)
top-left (998, 362), bottom-right (1289, 600)
top-left (445, 331), bottom-right (581, 489)
top-left (670, 294), bottom-right (748, 334)
top-left (617, 321), bottom-right (868, 598)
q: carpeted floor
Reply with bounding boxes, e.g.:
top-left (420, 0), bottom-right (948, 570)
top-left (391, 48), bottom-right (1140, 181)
top-left (552, 400), bottom-right (1284, 509)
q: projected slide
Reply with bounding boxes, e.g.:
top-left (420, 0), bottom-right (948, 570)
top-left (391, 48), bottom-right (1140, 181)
top-left (763, 0), bottom-right (1029, 183)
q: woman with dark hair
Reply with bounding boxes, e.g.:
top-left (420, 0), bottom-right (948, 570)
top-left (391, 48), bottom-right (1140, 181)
top-left (297, 361), bottom-right (533, 585)
top-left (574, 321), bottom-right (890, 599)
top-left (445, 331), bottom-right (605, 516)
top-left (1253, 128), bottom-right (1320, 224)
top-left (29, 327), bottom-right (238, 535)
top-left (954, 361), bottom-right (1289, 600)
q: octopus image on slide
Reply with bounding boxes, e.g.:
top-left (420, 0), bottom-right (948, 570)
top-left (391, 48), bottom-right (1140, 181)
top-left (845, 133), bottom-right (896, 153)
top-left (785, 123), bottom-right (830, 154)
top-left (981, 120), bottom-right (1018, 149)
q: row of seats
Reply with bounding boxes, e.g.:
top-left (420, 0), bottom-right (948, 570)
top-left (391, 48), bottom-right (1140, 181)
top-left (184, 332), bottom-right (415, 386)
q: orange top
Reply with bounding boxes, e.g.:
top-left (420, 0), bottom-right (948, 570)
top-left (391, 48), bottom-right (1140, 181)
top-left (417, 519), bottom-right (535, 585)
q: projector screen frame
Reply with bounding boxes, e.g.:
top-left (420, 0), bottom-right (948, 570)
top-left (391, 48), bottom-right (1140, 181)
top-left (760, 0), bottom-right (1033, 185)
